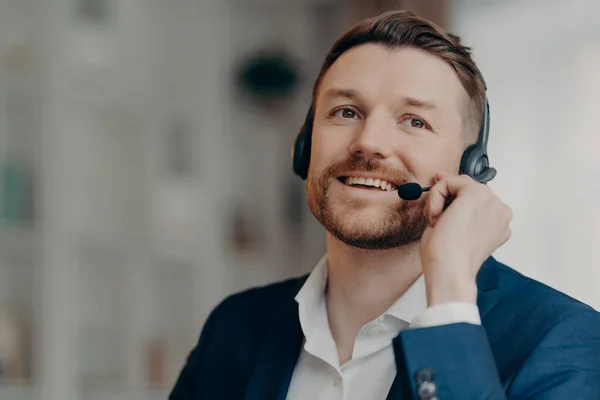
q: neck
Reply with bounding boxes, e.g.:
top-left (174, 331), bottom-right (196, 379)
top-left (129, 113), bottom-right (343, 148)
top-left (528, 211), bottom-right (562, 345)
top-left (324, 233), bottom-right (422, 364)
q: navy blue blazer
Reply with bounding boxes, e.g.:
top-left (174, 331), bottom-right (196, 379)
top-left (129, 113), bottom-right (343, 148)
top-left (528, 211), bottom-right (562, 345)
top-left (169, 257), bottom-right (600, 399)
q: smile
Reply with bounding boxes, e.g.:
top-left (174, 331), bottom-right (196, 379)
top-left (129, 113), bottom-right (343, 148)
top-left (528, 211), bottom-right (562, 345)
top-left (337, 176), bottom-right (398, 192)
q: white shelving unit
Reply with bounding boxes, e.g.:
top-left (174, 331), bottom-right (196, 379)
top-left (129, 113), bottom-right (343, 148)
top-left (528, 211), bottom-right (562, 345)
top-left (0, 0), bottom-right (236, 399)
top-left (0, 0), bottom-right (349, 399)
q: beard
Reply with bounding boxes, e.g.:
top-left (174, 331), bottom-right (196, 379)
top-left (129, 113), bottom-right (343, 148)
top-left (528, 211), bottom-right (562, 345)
top-left (306, 157), bottom-right (429, 250)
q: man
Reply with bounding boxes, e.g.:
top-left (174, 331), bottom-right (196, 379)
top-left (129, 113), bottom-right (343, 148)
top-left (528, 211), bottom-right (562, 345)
top-left (170, 10), bottom-right (600, 400)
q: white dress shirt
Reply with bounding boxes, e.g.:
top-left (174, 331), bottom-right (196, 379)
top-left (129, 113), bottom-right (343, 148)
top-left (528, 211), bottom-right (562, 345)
top-left (286, 255), bottom-right (481, 400)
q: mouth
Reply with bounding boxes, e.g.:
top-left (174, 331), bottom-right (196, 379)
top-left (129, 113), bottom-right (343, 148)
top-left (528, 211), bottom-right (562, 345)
top-left (337, 176), bottom-right (398, 192)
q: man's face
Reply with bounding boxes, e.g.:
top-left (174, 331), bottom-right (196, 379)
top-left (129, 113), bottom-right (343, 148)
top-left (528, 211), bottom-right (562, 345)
top-left (306, 44), bottom-right (468, 249)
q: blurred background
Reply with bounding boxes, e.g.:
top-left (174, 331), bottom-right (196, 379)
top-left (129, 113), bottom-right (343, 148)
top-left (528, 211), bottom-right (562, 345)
top-left (0, 0), bottom-right (598, 399)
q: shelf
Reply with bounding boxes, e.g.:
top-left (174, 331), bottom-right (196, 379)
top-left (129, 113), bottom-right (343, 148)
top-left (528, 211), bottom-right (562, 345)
top-left (0, 384), bottom-right (36, 400)
top-left (79, 387), bottom-right (166, 400)
top-left (75, 228), bottom-right (206, 267)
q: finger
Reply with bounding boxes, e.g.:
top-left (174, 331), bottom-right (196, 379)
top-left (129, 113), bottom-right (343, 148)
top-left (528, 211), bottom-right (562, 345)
top-left (426, 175), bottom-right (473, 222)
top-left (425, 184), bottom-right (447, 226)
top-left (504, 205), bottom-right (514, 223)
top-left (501, 226), bottom-right (512, 245)
top-left (441, 174), bottom-right (477, 196)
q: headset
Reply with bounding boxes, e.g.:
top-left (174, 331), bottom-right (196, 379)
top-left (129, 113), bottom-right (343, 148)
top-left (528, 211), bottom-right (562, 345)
top-left (291, 87), bottom-right (496, 186)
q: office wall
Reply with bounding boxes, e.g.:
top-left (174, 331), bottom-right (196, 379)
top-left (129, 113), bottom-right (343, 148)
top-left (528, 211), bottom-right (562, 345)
top-left (451, 0), bottom-right (600, 309)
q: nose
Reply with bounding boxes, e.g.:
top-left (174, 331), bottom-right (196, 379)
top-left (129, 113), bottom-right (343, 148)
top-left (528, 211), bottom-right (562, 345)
top-left (348, 115), bottom-right (394, 160)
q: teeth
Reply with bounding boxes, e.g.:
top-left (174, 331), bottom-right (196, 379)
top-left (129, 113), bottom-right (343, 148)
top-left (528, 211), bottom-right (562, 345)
top-left (344, 176), bottom-right (398, 191)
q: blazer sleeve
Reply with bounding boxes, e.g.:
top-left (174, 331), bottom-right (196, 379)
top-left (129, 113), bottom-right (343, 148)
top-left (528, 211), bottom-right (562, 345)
top-left (394, 310), bottom-right (600, 399)
top-left (507, 309), bottom-right (600, 399)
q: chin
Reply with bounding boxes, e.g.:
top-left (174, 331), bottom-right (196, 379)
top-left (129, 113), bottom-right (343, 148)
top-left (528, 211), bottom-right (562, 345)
top-left (341, 209), bottom-right (395, 231)
top-left (331, 228), bottom-right (408, 250)
top-left (326, 214), bottom-right (407, 250)
top-left (318, 202), bottom-right (429, 249)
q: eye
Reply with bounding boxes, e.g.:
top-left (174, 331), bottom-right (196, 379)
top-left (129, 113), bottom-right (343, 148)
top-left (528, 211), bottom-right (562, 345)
top-left (400, 115), bottom-right (430, 130)
top-left (333, 107), bottom-right (360, 119)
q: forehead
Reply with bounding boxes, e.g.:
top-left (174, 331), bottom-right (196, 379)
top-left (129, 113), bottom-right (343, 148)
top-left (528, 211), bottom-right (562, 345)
top-left (316, 44), bottom-right (467, 118)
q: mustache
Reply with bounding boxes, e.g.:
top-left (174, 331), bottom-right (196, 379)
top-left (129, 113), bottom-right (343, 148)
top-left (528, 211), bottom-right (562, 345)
top-left (322, 157), bottom-right (413, 185)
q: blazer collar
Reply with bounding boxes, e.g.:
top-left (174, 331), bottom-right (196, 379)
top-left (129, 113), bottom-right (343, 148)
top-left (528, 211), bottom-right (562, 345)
top-left (476, 256), bottom-right (500, 320)
top-left (243, 278), bottom-right (307, 400)
top-left (243, 257), bottom-right (500, 400)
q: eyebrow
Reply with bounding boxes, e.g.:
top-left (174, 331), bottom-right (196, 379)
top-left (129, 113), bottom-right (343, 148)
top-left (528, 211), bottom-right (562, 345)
top-left (321, 87), bottom-right (437, 111)
top-left (401, 96), bottom-right (437, 110)
top-left (321, 88), bottom-right (363, 103)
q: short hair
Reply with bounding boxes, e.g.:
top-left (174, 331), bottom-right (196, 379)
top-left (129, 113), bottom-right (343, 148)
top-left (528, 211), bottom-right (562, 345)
top-left (312, 10), bottom-right (486, 144)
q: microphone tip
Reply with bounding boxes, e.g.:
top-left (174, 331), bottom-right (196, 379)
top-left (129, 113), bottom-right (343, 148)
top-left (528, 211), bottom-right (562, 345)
top-left (397, 182), bottom-right (423, 200)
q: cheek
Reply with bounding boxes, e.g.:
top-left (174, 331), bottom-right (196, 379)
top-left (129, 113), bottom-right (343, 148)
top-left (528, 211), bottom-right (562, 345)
top-left (307, 139), bottom-right (327, 177)
top-left (309, 130), bottom-right (351, 173)
top-left (443, 144), bottom-right (465, 171)
top-left (403, 142), bottom-right (463, 181)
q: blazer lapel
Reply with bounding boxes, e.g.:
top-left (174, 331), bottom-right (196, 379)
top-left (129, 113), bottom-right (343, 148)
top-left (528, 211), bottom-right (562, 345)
top-left (386, 257), bottom-right (500, 399)
top-left (386, 339), bottom-right (413, 400)
top-left (244, 281), bottom-right (306, 400)
top-left (476, 256), bottom-right (500, 320)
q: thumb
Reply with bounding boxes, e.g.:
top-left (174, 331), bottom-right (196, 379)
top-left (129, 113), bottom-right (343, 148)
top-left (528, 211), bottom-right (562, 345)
top-left (426, 173), bottom-right (465, 226)
top-left (426, 181), bottom-right (448, 226)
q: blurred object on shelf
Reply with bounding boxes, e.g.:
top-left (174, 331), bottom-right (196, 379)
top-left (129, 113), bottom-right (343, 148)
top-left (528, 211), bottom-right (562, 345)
top-left (229, 202), bottom-right (264, 254)
top-left (0, 41), bottom-right (36, 226)
top-left (164, 114), bottom-right (195, 179)
top-left (0, 160), bottom-right (32, 226)
top-left (154, 181), bottom-right (200, 245)
top-left (283, 180), bottom-right (304, 235)
top-left (235, 48), bottom-right (301, 111)
top-left (0, 306), bottom-right (25, 383)
top-left (145, 337), bottom-right (166, 389)
top-left (77, 0), bottom-right (112, 24)
top-left (2, 45), bottom-right (31, 74)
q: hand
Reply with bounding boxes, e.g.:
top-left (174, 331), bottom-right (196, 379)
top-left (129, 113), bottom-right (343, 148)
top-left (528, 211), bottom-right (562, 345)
top-left (420, 173), bottom-right (513, 306)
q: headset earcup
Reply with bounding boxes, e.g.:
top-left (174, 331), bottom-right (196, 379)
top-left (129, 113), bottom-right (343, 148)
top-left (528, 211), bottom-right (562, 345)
top-left (459, 144), bottom-right (476, 177)
top-left (292, 107), bottom-right (314, 180)
top-left (460, 144), bottom-right (490, 181)
top-left (292, 127), bottom-right (310, 179)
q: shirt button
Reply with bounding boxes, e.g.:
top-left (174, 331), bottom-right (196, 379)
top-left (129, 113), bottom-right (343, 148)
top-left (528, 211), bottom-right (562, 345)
top-left (333, 375), bottom-right (342, 387)
top-left (418, 381), bottom-right (437, 398)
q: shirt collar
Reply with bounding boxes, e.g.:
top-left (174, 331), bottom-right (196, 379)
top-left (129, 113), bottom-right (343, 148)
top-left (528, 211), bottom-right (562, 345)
top-left (385, 274), bottom-right (427, 323)
top-left (295, 254), bottom-right (428, 329)
top-left (294, 254), bottom-right (328, 335)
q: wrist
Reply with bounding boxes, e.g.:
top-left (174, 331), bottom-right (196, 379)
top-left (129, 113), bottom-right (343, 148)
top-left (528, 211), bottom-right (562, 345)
top-left (424, 271), bottom-right (478, 306)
